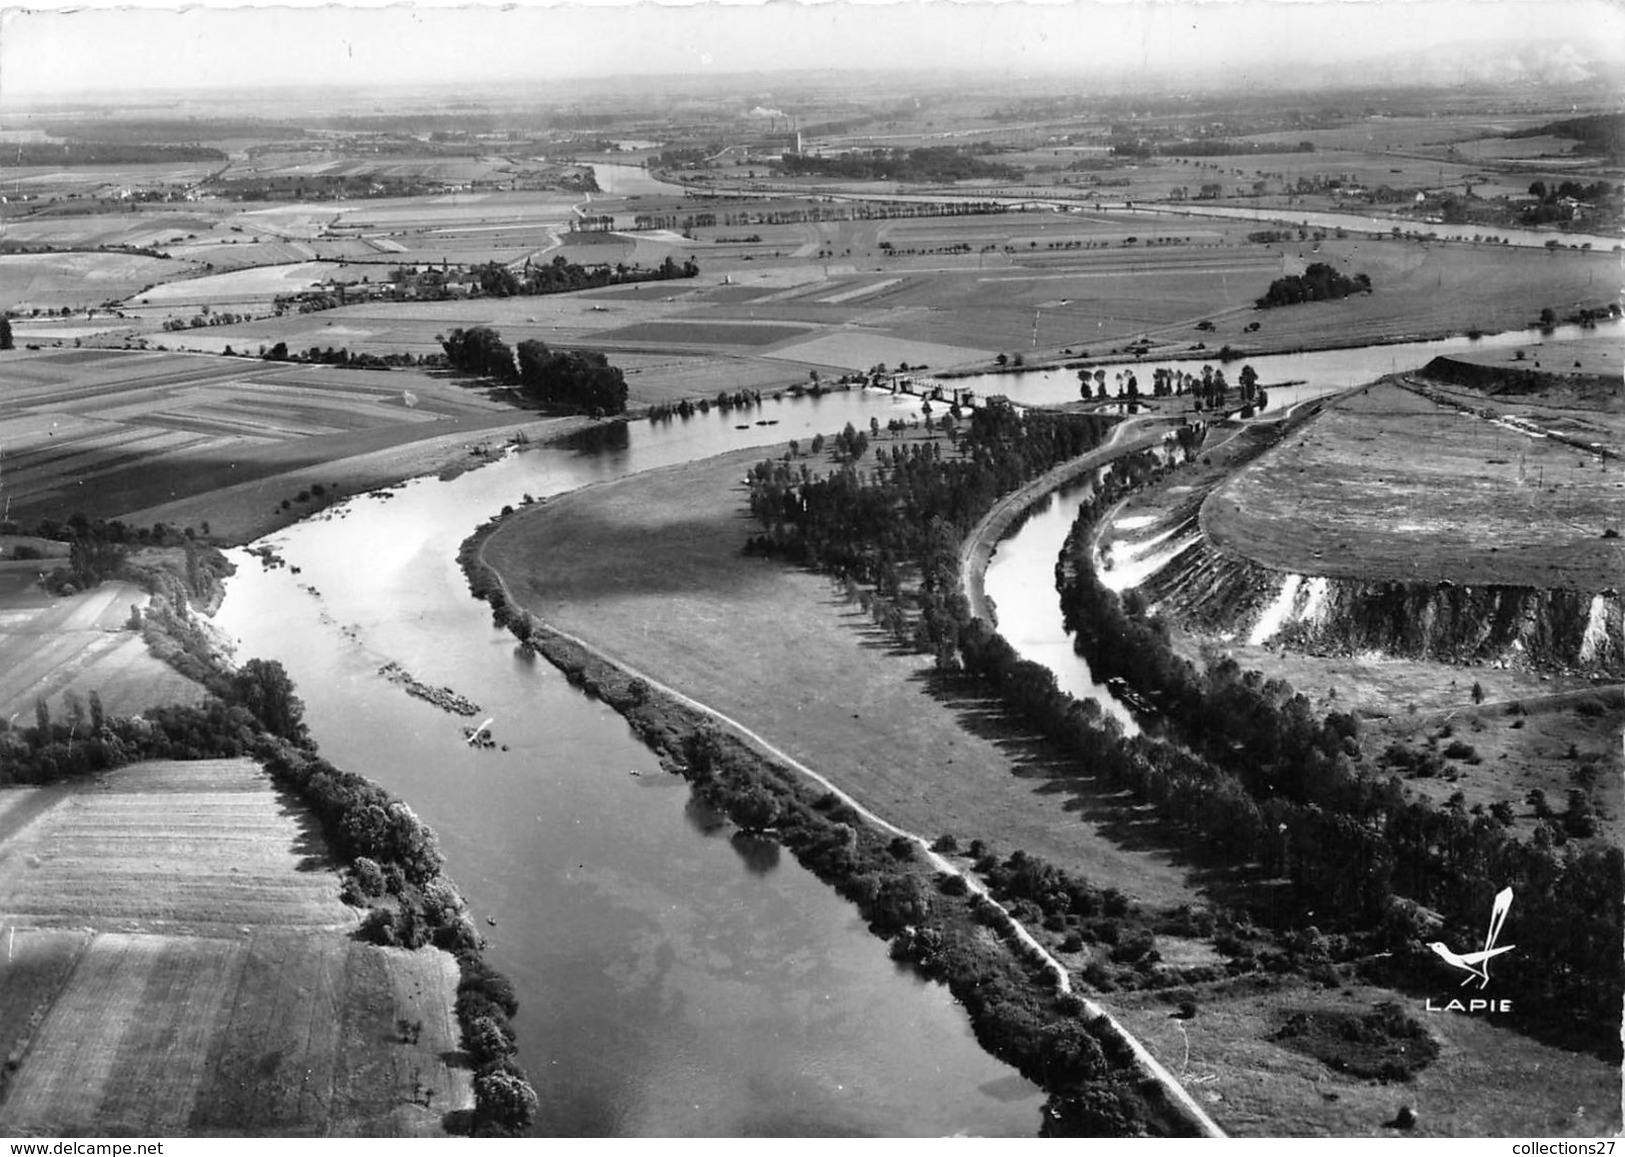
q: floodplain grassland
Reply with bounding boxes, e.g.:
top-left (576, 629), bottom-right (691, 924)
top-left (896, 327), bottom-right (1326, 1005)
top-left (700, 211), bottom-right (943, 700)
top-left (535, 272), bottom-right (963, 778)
top-left (479, 440), bottom-right (1202, 910)
top-left (0, 759), bottom-right (469, 1137)
top-left (1202, 380), bottom-right (1625, 589)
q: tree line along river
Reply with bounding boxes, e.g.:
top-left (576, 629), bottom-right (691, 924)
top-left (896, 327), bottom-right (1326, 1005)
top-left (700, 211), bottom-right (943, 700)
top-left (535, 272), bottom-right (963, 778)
top-left (213, 321), bottom-right (1611, 1136)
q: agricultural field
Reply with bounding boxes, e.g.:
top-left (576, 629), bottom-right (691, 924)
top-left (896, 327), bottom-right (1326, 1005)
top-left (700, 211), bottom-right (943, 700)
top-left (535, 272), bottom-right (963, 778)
top-left (130, 261), bottom-right (332, 307)
top-left (126, 210), bottom-right (1619, 399)
top-left (0, 163), bottom-right (222, 197)
top-left (1202, 380), bottom-right (1625, 589)
top-left (0, 251), bottom-right (176, 313)
top-left (0, 759), bottom-right (469, 1136)
top-left (0, 347), bottom-right (518, 532)
top-left (0, 208), bottom-right (227, 251)
top-left (0, 572), bottom-right (202, 726)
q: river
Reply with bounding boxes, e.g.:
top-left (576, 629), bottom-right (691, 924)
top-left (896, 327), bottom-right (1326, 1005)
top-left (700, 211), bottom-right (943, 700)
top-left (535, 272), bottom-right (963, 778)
top-left (214, 387), bottom-right (1044, 1137)
top-left (212, 320), bottom-right (1613, 1135)
top-left (974, 320), bottom-right (1619, 726)
top-left (589, 162), bottom-right (688, 199)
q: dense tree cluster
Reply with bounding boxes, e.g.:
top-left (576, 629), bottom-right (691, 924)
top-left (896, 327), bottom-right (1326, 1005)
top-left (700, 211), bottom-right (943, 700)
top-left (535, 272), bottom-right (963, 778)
top-left (636, 199), bottom-right (1009, 231)
top-left (1509, 113), bottom-right (1625, 160)
top-left (746, 400), bottom-right (1111, 593)
top-left (470, 253), bottom-right (697, 298)
top-left (776, 146), bottom-right (1020, 183)
top-left (1520, 178), bottom-right (1622, 226)
top-left (1076, 364), bottom-right (1265, 414)
top-left (515, 339), bottom-right (628, 415)
top-left (259, 342), bottom-right (408, 370)
top-left (8, 141), bottom-right (226, 166)
top-left (1255, 262), bottom-right (1372, 309)
top-left (440, 326), bottom-right (517, 380)
top-left (645, 388), bottom-right (763, 423)
top-left (438, 326), bottom-right (628, 415)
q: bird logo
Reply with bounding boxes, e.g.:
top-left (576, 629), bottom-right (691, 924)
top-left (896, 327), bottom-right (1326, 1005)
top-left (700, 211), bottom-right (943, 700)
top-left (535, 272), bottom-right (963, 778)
top-left (1428, 887), bottom-right (1514, 989)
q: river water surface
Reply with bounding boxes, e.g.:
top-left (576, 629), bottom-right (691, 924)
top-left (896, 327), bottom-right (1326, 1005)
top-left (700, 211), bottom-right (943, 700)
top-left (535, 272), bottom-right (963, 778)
top-left (213, 317), bottom-right (1614, 1135)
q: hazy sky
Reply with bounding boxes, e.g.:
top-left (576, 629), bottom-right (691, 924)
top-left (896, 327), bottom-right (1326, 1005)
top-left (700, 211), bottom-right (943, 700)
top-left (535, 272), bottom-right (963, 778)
top-left (2, 0), bottom-right (1621, 99)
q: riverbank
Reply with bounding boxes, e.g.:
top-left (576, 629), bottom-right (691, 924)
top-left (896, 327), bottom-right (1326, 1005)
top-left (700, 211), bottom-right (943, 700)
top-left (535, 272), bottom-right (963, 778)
top-left (459, 512), bottom-right (1221, 1138)
top-left (958, 417), bottom-right (1177, 624)
top-left (0, 563), bottom-right (534, 1135)
top-left (121, 412), bottom-right (598, 547)
top-left (472, 442), bottom-right (1198, 907)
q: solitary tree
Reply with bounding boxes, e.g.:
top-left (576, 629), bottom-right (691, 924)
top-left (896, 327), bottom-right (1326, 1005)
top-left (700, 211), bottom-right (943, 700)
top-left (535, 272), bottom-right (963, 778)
top-left (0, 316), bottom-right (12, 350)
top-left (229, 657), bottom-right (306, 741)
top-left (474, 1071), bottom-right (539, 1135)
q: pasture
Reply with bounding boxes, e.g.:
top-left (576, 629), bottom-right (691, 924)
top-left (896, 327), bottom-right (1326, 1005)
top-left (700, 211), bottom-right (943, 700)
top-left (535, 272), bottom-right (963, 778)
top-left (0, 759), bottom-right (469, 1136)
top-left (1203, 381), bottom-right (1625, 589)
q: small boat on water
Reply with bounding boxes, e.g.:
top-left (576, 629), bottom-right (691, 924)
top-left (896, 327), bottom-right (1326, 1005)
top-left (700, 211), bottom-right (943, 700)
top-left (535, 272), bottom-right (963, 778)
top-left (464, 717), bottom-right (497, 748)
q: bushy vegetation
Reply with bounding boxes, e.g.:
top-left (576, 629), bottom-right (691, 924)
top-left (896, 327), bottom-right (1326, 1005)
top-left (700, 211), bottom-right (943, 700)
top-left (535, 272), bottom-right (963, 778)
top-left (2, 515), bottom-right (229, 601)
top-left (1255, 262), bottom-right (1372, 309)
top-left (1270, 1001), bottom-right (1439, 1082)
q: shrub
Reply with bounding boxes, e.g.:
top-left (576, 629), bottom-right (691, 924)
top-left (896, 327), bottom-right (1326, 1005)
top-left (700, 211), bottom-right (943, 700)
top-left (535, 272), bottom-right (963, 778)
top-left (358, 907), bottom-right (396, 946)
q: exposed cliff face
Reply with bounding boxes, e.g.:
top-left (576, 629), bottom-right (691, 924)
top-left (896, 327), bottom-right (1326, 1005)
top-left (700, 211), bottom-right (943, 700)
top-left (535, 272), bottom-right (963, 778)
top-left (1143, 538), bottom-right (1625, 675)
